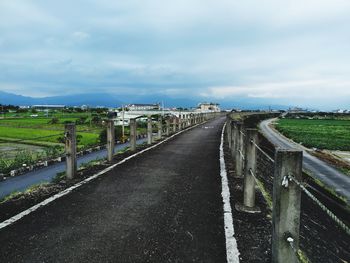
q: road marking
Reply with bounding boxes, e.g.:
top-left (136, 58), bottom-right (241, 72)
top-left (0, 122), bottom-right (204, 230)
top-left (220, 123), bottom-right (240, 263)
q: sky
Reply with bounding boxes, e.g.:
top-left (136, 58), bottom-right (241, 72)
top-left (0, 0), bottom-right (350, 109)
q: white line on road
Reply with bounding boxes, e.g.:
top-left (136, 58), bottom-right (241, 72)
top-left (220, 123), bottom-right (240, 263)
top-left (0, 122), bottom-right (204, 230)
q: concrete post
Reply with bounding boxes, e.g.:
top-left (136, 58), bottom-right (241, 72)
top-left (244, 129), bottom-right (258, 207)
top-left (236, 129), bottom-right (261, 213)
top-left (166, 119), bottom-right (170, 136)
top-left (178, 116), bottom-right (183, 131)
top-left (65, 124), bottom-right (77, 179)
top-left (231, 121), bottom-right (237, 157)
top-left (173, 118), bottom-right (177, 132)
top-left (130, 118), bottom-right (137, 151)
top-left (227, 117), bottom-right (232, 149)
top-left (107, 120), bottom-right (115, 162)
top-left (272, 150), bottom-right (303, 263)
top-left (157, 116), bottom-right (163, 139)
top-left (147, 115), bottom-right (152, 145)
top-left (234, 122), bottom-right (244, 178)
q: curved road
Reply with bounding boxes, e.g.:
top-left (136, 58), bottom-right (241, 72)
top-left (259, 118), bottom-right (350, 203)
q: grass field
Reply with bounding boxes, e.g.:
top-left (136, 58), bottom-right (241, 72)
top-left (0, 127), bottom-right (99, 146)
top-left (0, 114), bottom-right (103, 173)
top-left (275, 118), bottom-right (350, 151)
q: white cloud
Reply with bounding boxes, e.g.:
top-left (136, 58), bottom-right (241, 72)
top-left (72, 31), bottom-right (90, 40)
top-left (204, 79), bottom-right (350, 100)
top-left (0, 1), bottom-right (350, 109)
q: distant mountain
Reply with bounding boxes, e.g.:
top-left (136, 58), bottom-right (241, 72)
top-left (0, 91), bottom-right (39, 105)
top-left (0, 91), bottom-right (290, 110)
top-left (0, 91), bottom-right (122, 107)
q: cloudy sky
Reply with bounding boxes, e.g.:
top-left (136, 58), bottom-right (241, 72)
top-left (0, 0), bottom-right (350, 109)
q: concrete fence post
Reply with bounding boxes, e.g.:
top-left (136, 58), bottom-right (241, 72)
top-left (173, 118), bottom-right (177, 132)
top-left (158, 116), bottom-right (163, 139)
top-left (147, 115), bottom-right (152, 145)
top-left (107, 119), bottom-right (115, 162)
top-left (65, 123), bottom-right (77, 179)
top-left (234, 122), bottom-right (244, 178)
top-left (231, 121), bottom-right (237, 157)
top-left (226, 117), bottom-right (232, 149)
top-left (230, 120), bottom-right (235, 152)
top-left (166, 119), bottom-right (170, 136)
top-left (272, 150), bottom-right (303, 263)
top-left (178, 117), bottom-right (182, 131)
top-left (130, 118), bottom-right (137, 151)
top-left (236, 128), bottom-right (260, 213)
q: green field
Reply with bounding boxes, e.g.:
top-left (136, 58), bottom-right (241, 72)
top-left (275, 118), bottom-right (350, 151)
top-left (0, 113), bottom-right (104, 173)
top-left (0, 116), bottom-right (101, 147)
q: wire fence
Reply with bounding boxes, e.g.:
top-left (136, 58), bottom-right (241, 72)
top-left (288, 174), bottom-right (350, 235)
top-left (226, 116), bottom-right (350, 262)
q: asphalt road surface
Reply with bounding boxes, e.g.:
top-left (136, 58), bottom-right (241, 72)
top-left (259, 118), bottom-right (350, 202)
top-left (0, 138), bottom-right (147, 198)
top-left (0, 117), bottom-right (228, 263)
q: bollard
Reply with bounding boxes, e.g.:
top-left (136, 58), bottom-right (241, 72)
top-left (147, 115), bottom-right (152, 145)
top-left (107, 119), bottom-right (115, 162)
top-left (130, 118), bottom-right (137, 151)
top-left (166, 119), bottom-right (170, 136)
top-left (235, 129), bottom-right (261, 213)
top-left (272, 150), bottom-right (303, 263)
top-left (158, 116), bottom-right (162, 139)
top-left (234, 122), bottom-right (244, 178)
top-left (65, 123), bottom-right (77, 179)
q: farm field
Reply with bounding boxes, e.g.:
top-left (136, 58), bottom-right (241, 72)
top-left (275, 118), bottom-right (350, 151)
top-left (0, 114), bottom-right (103, 174)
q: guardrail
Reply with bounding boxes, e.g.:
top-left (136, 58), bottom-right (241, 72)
top-left (226, 114), bottom-right (350, 263)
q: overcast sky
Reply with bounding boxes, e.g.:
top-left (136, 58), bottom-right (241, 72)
top-left (0, 0), bottom-right (350, 109)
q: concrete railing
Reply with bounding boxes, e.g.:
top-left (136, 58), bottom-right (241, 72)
top-left (64, 112), bottom-right (220, 179)
top-left (227, 113), bottom-right (302, 263)
top-left (226, 112), bottom-right (350, 263)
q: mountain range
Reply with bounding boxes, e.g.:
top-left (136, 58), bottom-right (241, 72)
top-left (0, 91), bottom-right (289, 110)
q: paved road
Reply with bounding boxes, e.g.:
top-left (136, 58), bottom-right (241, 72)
top-left (0, 117), bottom-right (227, 262)
top-left (259, 118), bottom-right (350, 202)
top-left (0, 138), bottom-right (147, 198)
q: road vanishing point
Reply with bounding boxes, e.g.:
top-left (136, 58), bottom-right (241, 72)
top-left (0, 117), bottom-right (236, 263)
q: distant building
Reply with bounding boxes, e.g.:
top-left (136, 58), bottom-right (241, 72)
top-left (80, 105), bottom-right (88, 110)
top-left (127, 103), bottom-right (160, 111)
top-left (31, 105), bottom-right (65, 110)
top-left (198, 102), bottom-right (220, 112)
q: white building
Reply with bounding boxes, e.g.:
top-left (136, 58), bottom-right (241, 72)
top-left (127, 103), bottom-right (160, 111)
top-left (197, 102), bottom-right (220, 112)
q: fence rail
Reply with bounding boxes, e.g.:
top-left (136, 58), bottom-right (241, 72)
top-left (225, 114), bottom-right (350, 263)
